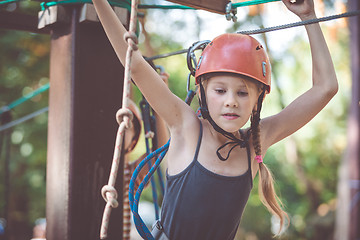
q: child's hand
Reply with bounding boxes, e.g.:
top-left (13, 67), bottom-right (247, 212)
top-left (160, 72), bottom-right (170, 86)
top-left (282, 0), bottom-right (316, 20)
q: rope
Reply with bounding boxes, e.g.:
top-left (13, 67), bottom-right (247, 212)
top-left (99, 0), bottom-right (139, 237)
top-left (238, 10), bottom-right (360, 35)
top-left (143, 9), bottom-right (360, 63)
top-left (0, 0), bottom-right (24, 5)
top-left (0, 83), bottom-right (49, 116)
top-left (36, 0), bottom-right (283, 11)
top-left (144, 49), bottom-right (188, 61)
top-left (231, 0), bottom-right (280, 8)
top-left (129, 141), bottom-right (169, 240)
top-left (0, 107), bottom-right (49, 133)
top-left (128, 79), bottom-right (197, 239)
top-left (40, 0), bottom-right (131, 11)
top-left (123, 162), bottom-right (132, 240)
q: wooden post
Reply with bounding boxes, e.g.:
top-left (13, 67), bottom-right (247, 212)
top-left (46, 6), bottom-right (127, 240)
top-left (348, 0), bottom-right (360, 239)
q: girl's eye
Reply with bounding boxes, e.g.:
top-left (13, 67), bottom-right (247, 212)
top-left (215, 89), bottom-right (225, 94)
top-left (238, 91), bottom-right (248, 96)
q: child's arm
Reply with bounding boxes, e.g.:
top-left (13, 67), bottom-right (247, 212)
top-left (262, 0), bottom-right (338, 148)
top-left (91, 0), bottom-right (196, 130)
top-left (155, 72), bottom-right (171, 147)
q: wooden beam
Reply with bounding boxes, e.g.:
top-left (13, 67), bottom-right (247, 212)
top-left (0, 11), bottom-right (50, 34)
top-left (348, 0), bottom-right (360, 239)
top-left (166, 0), bottom-right (229, 14)
top-left (46, 6), bottom-right (126, 240)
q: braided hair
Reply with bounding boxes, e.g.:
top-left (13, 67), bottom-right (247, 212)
top-left (250, 89), bottom-right (289, 234)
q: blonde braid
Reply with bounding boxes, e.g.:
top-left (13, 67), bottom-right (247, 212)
top-left (251, 99), bottom-right (289, 235)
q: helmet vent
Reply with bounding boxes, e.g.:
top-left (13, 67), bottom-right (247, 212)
top-left (256, 45), bottom-right (263, 50)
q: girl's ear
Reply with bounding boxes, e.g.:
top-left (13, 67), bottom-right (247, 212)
top-left (197, 87), bottom-right (202, 100)
top-left (253, 103), bottom-right (258, 112)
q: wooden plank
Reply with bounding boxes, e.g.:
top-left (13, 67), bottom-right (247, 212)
top-left (46, 6), bottom-right (126, 240)
top-left (166, 0), bottom-right (230, 14)
top-left (0, 11), bottom-right (50, 34)
top-left (348, 0), bottom-right (360, 239)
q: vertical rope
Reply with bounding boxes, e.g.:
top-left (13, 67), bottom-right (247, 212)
top-left (123, 163), bottom-right (132, 240)
top-left (100, 0), bottom-right (139, 237)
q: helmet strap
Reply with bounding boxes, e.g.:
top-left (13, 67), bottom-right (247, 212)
top-left (254, 89), bottom-right (266, 119)
top-left (198, 81), bottom-right (248, 161)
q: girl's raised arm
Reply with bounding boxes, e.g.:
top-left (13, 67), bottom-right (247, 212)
top-left (91, 0), bottom-right (196, 130)
top-left (262, 0), bottom-right (338, 148)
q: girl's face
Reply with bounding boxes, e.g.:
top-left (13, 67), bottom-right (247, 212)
top-left (205, 74), bottom-right (261, 133)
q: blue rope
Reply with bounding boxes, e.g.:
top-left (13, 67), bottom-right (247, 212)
top-left (129, 140), bottom-right (169, 239)
top-left (129, 86), bottom-right (198, 239)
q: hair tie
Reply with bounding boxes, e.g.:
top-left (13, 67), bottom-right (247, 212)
top-left (255, 155), bottom-right (263, 164)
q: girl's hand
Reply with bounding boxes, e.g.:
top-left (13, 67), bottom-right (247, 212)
top-left (160, 72), bottom-right (170, 86)
top-left (282, 0), bottom-right (316, 20)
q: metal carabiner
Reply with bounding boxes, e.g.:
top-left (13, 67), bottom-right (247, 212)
top-left (186, 40), bottom-right (211, 77)
top-left (225, 2), bottom-right (237, 22)
top-left (155, 65), bottom-right (165, 75)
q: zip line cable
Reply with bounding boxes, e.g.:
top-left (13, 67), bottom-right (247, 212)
top-left (145, 10), bottom-right (360, 61)
top-left (238, 9), bottom-right (360, 35)
top-left (144, 49), bottom-right (188, 61)
top-left (0, 107), bottom-right (49, 133)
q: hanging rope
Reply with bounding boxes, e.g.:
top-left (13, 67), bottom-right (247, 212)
top-left (99, 0), bottom-right (139, 238)
top-left (238, 10), bottom-right (360, 35)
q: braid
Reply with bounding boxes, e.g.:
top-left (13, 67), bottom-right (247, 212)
top-left (251, 91), bottom-right (289, 235)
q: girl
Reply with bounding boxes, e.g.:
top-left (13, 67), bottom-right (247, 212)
top-left (92, 0), bottom-right (338, 239)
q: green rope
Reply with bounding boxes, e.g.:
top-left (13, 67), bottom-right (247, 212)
top-left (39, 0), bottom-right (282, 11)
top-left (0, 0), bottom-right (24, 6)
top-left (0, 83), bottom-right (50, 115)
top-left (41, 0), bottom-right (131, 11)
top-left (231, 0), bottom-right (281, 8)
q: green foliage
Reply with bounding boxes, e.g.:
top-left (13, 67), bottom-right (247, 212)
top-left (0, 26), bottom-right (50, 238)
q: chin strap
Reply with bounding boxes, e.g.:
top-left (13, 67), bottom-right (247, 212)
top-left (198, 81), bottom-right (250, 161)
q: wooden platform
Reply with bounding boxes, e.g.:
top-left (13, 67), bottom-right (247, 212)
top-left (166, 0), bottom-right (232, 14)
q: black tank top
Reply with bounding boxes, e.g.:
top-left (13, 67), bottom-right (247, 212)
top-left (161, 122), bottom-right (253, 240)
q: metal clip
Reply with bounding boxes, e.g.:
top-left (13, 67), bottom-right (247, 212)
top-left (262, 62), bottom-right (266, 77)
top-left (225, 2), bottom-right (237, 22)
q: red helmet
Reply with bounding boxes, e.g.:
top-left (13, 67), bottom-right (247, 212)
top-left (195, 33), bottom-right (271, 93)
